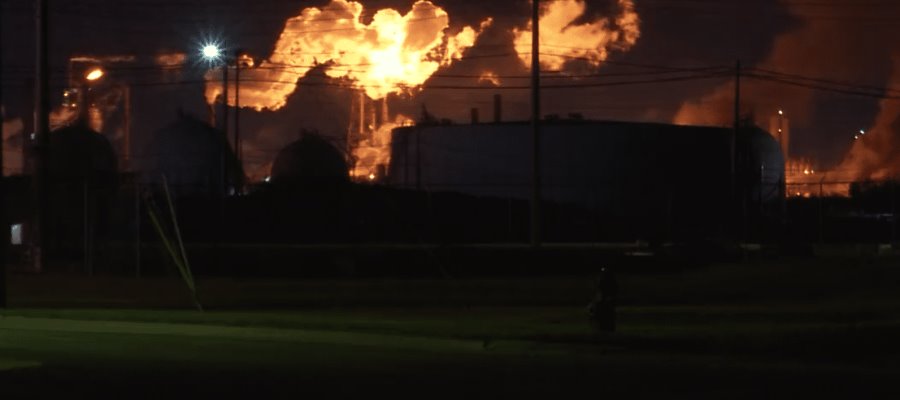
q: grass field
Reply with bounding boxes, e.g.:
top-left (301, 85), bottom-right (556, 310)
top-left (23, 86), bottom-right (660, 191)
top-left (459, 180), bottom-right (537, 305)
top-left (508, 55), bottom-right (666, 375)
top-left (2, 256), bottom-right (900, 398)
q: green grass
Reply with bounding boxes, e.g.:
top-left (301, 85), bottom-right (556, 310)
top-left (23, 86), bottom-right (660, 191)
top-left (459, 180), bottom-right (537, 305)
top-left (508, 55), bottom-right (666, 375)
top-left (1, 310), bottom-right (898, 398)
top-left (2, 257), bottom-right (900, 397)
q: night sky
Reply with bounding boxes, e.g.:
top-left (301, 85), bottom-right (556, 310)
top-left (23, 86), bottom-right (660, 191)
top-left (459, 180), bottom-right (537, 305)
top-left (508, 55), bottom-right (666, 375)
top-left (2, 0), bottom-right (898, 172)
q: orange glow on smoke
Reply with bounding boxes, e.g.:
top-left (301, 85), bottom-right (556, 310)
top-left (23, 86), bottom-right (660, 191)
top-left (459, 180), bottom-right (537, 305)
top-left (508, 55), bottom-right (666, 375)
top-left (513, 0), bottom-right (640, 70)
top-left (155, 53), bottom-right (187, 67)
top-left (206, 0), bottom-right (490, 110)
top-left (479, 71), bottom-right (501, 86)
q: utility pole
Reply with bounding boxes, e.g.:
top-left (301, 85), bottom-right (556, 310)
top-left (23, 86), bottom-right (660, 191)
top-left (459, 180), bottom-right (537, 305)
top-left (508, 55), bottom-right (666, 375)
top-left (234, 50), bottom-right (242, 171)
top-left (530, 0), bottom-right (542, 248)
top-left (0, 1), bottom-right (7, 307)
top-left (221, 60), bottom-right (229, 139)
top-left (123, 85), bottom-right (131, 169)
top-left (733, 60), bottom-right (741, 240)
top-left (33, 0), bottom-right (50, 273)
top-left (892, 177), bottom-right (897, 246)
top-left (218, 58), bottom-right (228, 273)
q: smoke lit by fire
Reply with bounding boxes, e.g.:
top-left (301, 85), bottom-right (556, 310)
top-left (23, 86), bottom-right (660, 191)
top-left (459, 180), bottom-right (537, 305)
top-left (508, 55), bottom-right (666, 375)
top-left (513, 0), bottom-right (640, 70)
top-left (479, 71), bottom-right (500, 86)
top-left (672, 0), bottom-right (900, 197)
top-left (206, 0), bottom-right (491, 110)
top-left (351, 114), bottom-right (415, 180)
top-left (838, 56), bottom-right (900, 181)
top-left (204, 0), bottom-right (646, 182)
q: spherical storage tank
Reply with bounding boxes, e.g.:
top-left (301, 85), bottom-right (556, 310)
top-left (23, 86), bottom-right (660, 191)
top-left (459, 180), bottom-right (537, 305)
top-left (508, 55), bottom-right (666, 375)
top-left (45, 124), bottom-right (119, 261)
top-left (270, 134), bottom-right (349, 186)
top-left (48, 124), bottom-right (118, 184)
top-left (136, 114), bottom-right (243, 196)
top-left (387, 120), bottom-right (784, 241)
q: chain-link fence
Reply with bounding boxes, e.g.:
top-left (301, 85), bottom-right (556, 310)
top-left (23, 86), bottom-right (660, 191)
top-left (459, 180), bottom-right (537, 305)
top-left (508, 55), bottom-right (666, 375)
top-left (9, 169), bottom-right (900, 278)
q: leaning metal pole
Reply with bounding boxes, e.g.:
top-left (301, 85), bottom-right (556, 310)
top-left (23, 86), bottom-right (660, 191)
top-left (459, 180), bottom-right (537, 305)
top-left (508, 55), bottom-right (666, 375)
top-left (530, 0), bottom-right (542, 248)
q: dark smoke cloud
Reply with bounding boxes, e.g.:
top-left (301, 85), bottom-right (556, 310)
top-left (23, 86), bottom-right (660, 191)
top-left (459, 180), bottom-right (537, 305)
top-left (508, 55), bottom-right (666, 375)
top-left (674, 0), bottom-right (899, 167)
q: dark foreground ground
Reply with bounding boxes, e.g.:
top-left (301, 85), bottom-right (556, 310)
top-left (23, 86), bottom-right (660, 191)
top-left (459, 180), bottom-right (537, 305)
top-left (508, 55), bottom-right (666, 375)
top-left (2, 255), bottom-right (900, 398)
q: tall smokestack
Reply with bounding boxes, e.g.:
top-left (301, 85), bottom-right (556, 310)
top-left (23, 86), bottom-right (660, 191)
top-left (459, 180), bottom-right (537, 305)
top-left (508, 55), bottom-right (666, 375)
top-left (493, 94), bottom-right (502, 123)
top-left (358, 90), bottom-right (365, 136)
top-left (368, 95), bottom-right (377, 134)
top-left (381, 96), bottom-right (389, 127)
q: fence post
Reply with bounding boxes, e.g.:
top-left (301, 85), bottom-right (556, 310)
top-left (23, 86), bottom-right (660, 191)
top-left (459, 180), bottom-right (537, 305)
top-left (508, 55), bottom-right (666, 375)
top-left (891, 177), bottom-right (896, 246)
top-left (818, 176), bottom-right (825, 244)
top-left (135, 181), bottom-right (141, 278)
top-left (84, 180), bottom-right (93, 277)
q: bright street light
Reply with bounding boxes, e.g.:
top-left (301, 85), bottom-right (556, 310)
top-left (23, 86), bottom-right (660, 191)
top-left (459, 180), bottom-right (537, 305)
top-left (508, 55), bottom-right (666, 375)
top-left (201, 43), bottom-right (222, 61)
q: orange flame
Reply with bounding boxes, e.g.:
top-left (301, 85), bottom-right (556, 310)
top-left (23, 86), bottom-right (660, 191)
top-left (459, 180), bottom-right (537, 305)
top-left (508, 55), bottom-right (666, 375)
top-left (207, 0), bottom-right (490, 110)
top-left (350, 114), bottom-right (415, 180)
top-left (513, 0), bottom-right (640, 70)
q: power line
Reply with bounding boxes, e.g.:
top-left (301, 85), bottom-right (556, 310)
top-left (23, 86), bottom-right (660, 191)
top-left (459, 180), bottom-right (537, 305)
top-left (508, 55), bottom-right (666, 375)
top-left (749, 67), bottom-right (900, 95)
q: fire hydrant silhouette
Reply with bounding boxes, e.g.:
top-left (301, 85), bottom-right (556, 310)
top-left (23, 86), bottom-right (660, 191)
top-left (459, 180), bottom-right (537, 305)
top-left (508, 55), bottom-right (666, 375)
top-left (588, 267), bottom-right (618, 332)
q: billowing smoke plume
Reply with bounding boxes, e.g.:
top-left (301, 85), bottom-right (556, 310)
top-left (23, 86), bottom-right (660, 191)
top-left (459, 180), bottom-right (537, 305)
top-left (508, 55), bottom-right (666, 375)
top-left (206, 0), bottom-right (491, 110)
top-left (512, 0), bottom-right (640, 70)
top-left (838, 56), bottom-right (900, 180)
top-left (674, 0), bottom-right (898, 130)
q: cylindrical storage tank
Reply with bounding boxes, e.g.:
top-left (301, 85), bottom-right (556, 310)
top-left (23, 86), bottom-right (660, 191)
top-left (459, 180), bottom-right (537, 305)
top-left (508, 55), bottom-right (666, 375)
top-left (387, 120), bottom-right (784, 242)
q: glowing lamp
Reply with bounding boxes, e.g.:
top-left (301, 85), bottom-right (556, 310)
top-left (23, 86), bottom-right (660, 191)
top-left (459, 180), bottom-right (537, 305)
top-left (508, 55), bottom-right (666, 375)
top-left (85, 68), bottom-right (104, 81)
top-left (201, 44), bottom-right (222, 60)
